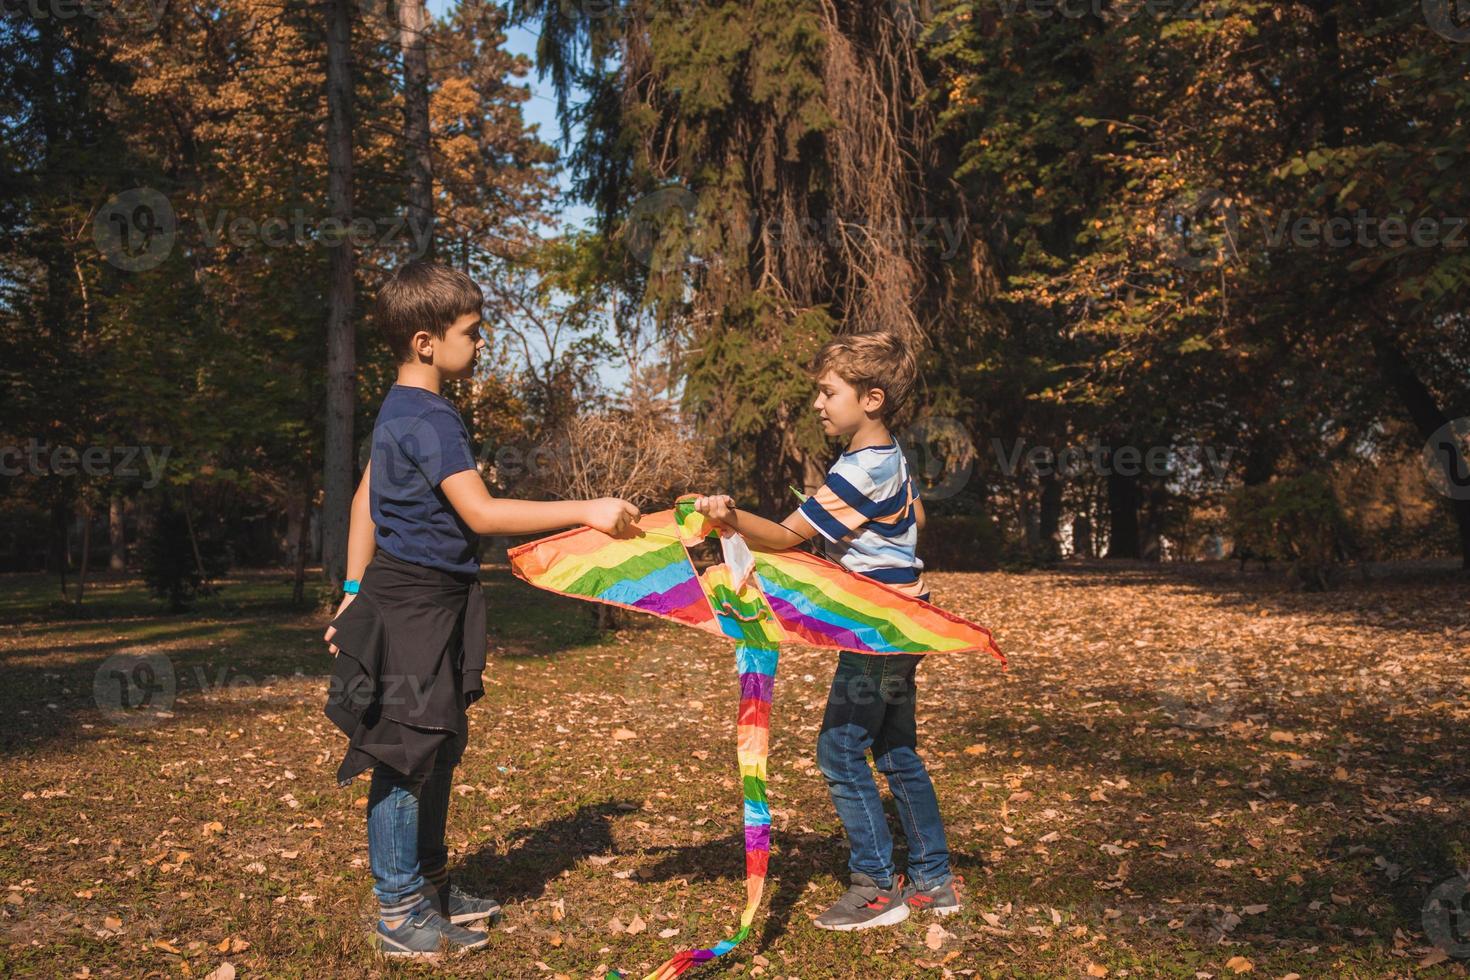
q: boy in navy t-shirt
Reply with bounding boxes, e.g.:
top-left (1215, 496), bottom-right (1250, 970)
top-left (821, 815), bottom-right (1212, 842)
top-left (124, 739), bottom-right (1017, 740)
top-left (323, 261), bottom-right (640, 958)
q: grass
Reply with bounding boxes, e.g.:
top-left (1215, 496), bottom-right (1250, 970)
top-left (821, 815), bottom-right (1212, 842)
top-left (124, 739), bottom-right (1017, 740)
top-left (0, 560), bottom-right (1467, 978)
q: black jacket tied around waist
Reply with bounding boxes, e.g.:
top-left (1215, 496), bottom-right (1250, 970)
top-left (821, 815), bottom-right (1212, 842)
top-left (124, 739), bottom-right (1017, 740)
top-left (324, 549), bottom-right (486, 786)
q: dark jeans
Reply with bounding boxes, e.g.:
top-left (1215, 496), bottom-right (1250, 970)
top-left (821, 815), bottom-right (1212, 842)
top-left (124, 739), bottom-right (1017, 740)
top-left (817, 650), bottom-right (952, 890)
top-left (366, 733), bottom-right (460, 918)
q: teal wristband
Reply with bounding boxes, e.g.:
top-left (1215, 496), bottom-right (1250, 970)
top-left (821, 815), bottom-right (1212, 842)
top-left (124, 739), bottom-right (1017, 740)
top-left (343, 579), bottom-right (360, 595)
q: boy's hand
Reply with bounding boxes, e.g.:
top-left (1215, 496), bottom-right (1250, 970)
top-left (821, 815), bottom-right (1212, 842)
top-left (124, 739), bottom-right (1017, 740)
top-left (694, 494), bottom-right (736, 528)
top-left (584, 497), bottom-right (641, 536)
top-left (324, 593), bottom-right (356, 655)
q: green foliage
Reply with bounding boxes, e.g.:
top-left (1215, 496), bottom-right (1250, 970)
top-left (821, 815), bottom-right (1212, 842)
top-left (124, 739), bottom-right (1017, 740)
top-left (1227, 474), bottom-right (1351, 590)
top-left (140, 499), bottom-right (231, 613)
top-left (920, 513), bottom-right (1006, 572)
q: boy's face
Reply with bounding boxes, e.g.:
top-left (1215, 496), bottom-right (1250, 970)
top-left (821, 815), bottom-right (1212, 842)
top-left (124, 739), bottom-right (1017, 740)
top-left (813, 369), bottom-right (886, 437)
top-left (410, 312), bottom-right (485, 378)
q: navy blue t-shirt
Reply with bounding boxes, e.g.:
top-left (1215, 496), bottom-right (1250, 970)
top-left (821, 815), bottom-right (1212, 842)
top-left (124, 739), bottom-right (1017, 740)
top-left (369, 384), bottom-right (481, 575)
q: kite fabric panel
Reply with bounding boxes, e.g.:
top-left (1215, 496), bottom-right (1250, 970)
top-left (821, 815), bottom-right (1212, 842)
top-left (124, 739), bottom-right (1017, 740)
top-left (506, 495), bottom-right (1005, 979)
top-left (508, 500), bottom-right (1005, 661)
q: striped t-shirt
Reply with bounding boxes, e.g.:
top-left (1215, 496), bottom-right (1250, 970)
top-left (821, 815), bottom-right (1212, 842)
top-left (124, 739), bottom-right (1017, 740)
top-left (796, 437), bottom-right (926, 597)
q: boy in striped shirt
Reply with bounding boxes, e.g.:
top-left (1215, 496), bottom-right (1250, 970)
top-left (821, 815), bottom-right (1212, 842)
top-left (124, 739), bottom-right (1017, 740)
top-left (694, 331), bottom-right (960, 931)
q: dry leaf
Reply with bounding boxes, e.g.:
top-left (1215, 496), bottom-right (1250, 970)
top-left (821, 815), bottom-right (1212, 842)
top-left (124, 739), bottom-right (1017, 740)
top-left (1225, 955), bottom-right (1254, 973)
top-left (1086, 963), bottom-right (1109, 977)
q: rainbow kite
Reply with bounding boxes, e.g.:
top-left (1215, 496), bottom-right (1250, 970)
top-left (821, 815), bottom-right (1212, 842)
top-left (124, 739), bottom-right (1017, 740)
top-left (508, 495), bottom-right (1003, 979)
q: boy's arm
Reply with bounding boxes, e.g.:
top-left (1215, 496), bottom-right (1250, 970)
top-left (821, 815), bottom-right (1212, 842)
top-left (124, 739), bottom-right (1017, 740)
top-left (914, 496), bottom-right (926, 532)
top-left (440, 469), bottom-right (640, 536)
top-left (694, 495), bottom-right (817, 552)
top-left (345, 461), bottom-right (377, 581)
top-left (325, 462), bottom-right (376, 654)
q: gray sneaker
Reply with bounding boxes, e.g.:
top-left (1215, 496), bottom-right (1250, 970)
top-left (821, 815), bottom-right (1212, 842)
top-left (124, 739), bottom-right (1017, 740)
top-left (427, 882), bottom-right (502, 925)
top-left (903, 874), bottom-right (963, 916)
top-left (813, 873), bottom-right (910, 931)
top-left (373, 900), bottom-right (490, 957)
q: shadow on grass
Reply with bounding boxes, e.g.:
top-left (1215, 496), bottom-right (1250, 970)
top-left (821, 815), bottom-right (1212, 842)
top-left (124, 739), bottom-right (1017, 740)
top-left (482, 566), bottom-right (674, 659)
top-left (459, 800), bottom-right (636, 904)
top-left (621, 822), bottom-right (988, 949)
top-left (949, 689), bottom-right (1470, 950)
top-left (1030, 558), bottom-right (1469, 638)
top-left (0, 564), bottom-right (610, 755)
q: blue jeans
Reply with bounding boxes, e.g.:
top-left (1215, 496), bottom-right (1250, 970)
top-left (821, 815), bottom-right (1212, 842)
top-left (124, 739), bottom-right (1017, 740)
top-left (366, 733), bottom-right (460, 918)
top-left (817, 650), bottom-right (952, 890)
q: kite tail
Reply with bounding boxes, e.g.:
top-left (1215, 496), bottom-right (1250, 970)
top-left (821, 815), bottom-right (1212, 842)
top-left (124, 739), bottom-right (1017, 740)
top-left (612, 642), bottom-right (779, 980)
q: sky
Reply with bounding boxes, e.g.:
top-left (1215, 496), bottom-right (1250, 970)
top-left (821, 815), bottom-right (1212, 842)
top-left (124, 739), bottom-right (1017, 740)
top-left (427, 0), bottom-right (595, 233)
top-left (425, 1), bottom-right (620, 385)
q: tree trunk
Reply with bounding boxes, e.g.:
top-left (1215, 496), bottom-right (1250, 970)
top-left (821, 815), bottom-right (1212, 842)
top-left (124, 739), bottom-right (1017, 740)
top-left (109, 494), bottom-right (126, 571)
top-left (1037, 471), bottom-right (1062, 562)
top-left (397, 0), bottom-right (435, 258)
top-left (75, 501), bottom-right (92, 606)
top-left (181, 486), bottom-right (210, 587)
top-left (1140, 480), bottom-right (1168, 561)
top-left (292, 478), bottom-right (311, 606)
top-left (1104, 456), bottom-right (1141, 560)
top-left (1370, 332), bottom-right (1470, 570)
top-left (1072, 513), bottom-right (1092, 559)
top-left (52, 500), bottom-right (70, 599)
top-left (322, 0), bottom-right (358, 587)
top-left (1241, 427), bottom-right (1281, 487)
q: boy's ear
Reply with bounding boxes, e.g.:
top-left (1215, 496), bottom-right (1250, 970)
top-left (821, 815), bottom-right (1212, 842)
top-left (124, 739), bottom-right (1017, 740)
top-left (862, 387), bottom-right (887, 416)
top-left (409, 329), bottom-right (434, 362)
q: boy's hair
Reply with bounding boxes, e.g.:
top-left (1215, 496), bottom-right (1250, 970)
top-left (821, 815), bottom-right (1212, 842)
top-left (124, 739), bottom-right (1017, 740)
top-left (812, 330), bottom-right (918, 425)
top-left (375, 261), bottom-right (484, 362)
